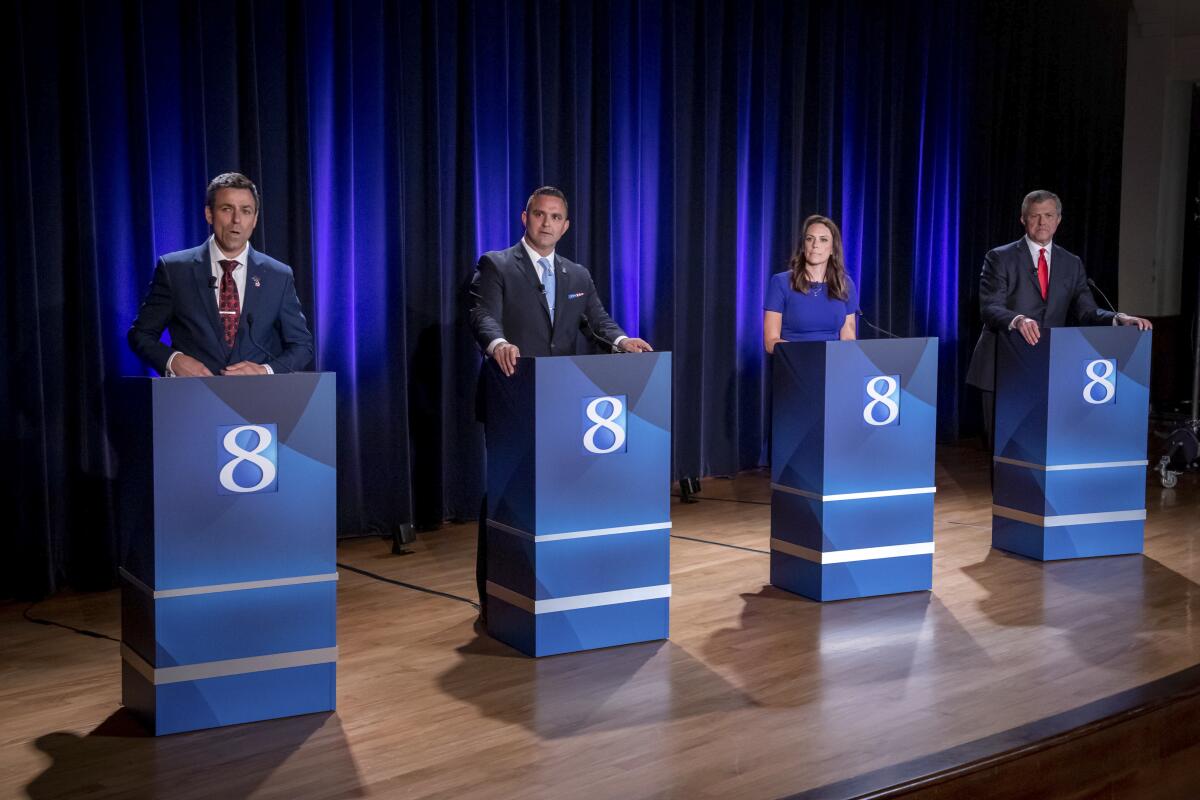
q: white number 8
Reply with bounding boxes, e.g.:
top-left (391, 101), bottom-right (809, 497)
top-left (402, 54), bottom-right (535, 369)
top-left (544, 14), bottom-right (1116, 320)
top-left (1083, 359), bottom-right (1115, 405)
top-left (863, 376), bottom-right (900, 426)
top-left (219, 425), bottom-right (277, 492)
top-left (583, 397), bottom-right (626, 454)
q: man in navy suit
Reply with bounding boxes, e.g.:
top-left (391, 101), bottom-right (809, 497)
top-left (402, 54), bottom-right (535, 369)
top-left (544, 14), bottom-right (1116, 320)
top-left (128, 172), bottom-right (313, 377)
top-left (966, 190), bottom-right (1151, 444)
top-left (468, 186), bottom-right (653, 616)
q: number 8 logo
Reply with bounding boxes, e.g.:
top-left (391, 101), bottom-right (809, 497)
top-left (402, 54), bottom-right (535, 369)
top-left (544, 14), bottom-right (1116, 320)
top-left (583, 396), bottom-right (627, 454)
top-left (219, 424), bottom-right (278, 493)
top-left (1083, 359), bottom-right (1116, 405)
top-left (863, 376), bottom-right (900, 426)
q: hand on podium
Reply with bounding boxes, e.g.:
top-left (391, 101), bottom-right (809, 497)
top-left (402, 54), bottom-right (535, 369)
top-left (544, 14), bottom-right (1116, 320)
top-left (618, 338), bottom-right (654, 353)
top-left (494, 342), bottom-right (521, 376)
top-left (1117, 314), bottom-right (1153, 331)
top-left (222, 361), bottom-right (270, 376)
top-left (170, 354), bottom-right (213, 377)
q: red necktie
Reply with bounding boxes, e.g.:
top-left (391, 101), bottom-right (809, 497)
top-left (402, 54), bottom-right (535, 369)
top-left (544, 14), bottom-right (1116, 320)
top-left (218, 259), bottom-right (240, 347)
top-left (1037, 248), bottom-right (1048, 300)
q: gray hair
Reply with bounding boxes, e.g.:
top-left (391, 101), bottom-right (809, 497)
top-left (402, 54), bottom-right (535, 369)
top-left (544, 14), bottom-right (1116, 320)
top-left (1020, 189), bottom-right (1061, 218)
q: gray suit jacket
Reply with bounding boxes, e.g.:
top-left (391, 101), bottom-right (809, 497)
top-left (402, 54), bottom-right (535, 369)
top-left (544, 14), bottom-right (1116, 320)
top-left (966, 238), bottom-right (1114, 391)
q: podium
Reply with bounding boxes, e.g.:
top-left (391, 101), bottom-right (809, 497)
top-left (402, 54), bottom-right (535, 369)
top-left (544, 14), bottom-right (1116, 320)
top-left (771, 339), bottom-right (938, 601)
top-left (992, 327), bottom-right (1150, 560)
top-left (483, 353), bottom-right (672, 657)
top-left (116, 374), bottom-right (337, 735)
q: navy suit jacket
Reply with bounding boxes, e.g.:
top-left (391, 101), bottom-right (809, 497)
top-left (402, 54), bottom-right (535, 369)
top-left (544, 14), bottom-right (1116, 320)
top-left (966, 238), bottom-right (1114, 391)
top-left (127, 242), bottom-right (314, 375)
top-left (468, 242), bottom-right (626, 357)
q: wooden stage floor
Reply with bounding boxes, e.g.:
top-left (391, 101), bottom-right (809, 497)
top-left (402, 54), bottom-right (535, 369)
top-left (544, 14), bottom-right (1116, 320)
top-left (3, 444), bottom-right (1199, 799)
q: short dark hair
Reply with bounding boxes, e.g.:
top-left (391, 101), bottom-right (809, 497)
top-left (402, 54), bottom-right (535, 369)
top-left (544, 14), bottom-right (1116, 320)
top-left (206, 172), bottom-right (260, 212)
top-left (525, 186), bottom-right (568, 218)
top-left (1020, 189), bottom-right (1061, 218)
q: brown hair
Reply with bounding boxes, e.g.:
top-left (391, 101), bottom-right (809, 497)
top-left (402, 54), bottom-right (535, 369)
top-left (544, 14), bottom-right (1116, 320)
top-left (205, 172), bottom-right (260, 212)
top-left (788, 214), bottom-right (849, 301)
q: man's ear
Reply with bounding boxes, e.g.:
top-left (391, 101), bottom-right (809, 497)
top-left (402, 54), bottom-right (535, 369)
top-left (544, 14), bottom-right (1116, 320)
top-left (205, 205), bottom-right (214, 226)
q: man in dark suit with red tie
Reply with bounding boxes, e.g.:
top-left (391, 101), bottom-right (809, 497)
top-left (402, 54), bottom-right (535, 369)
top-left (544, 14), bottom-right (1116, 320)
top-left (966, 189), bottom-right (1151, 445)
top-left (468, 186), bottom-right (653, 617)
top-left (128, 172), bottom-right (313, 377)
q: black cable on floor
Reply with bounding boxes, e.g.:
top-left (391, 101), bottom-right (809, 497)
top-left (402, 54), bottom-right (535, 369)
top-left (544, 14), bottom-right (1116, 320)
top-left (671, 493), bottom-right (771, 506)
top-left (337, 562), bottom-right (480, 610)
top-left (669, 534), bottom-right (770, 555)
top-left (22, 603), bottom-right (120, 643)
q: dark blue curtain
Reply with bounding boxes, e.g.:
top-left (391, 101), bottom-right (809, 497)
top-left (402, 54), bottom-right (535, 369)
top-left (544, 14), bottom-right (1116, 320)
top-left (1, 0), bottom-right (1128, 598)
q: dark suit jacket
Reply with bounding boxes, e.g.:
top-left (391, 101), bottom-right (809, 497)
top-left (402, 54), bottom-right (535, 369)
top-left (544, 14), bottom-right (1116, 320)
top-left (468, 242), bottom-right (626, 357)
top-left (128, 242), bottom-right (314, 375)
top-left (966, 238), bottom-right (1114, 391)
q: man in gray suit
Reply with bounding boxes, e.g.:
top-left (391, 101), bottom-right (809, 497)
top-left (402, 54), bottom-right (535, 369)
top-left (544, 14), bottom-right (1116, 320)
top-left (966, 189), bottom-right (1151, 444)
top-left (469, 186), bottom-right (652, 374)
top-left (468, 186), bottom-right (652, 617)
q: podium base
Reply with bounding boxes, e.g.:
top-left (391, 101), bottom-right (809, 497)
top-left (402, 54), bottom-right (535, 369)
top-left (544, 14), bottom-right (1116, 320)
top-left (121, 658), bottom-right (336, 736)
top-left (486, 594), bottom-right (669, 657)
top-left (992, 517), bottom-right (1144, 561)
top-left (770, 552), bottom-right (932, 602)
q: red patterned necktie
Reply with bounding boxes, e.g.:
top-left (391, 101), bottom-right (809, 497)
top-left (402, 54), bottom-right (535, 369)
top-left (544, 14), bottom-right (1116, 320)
top-left (218, 259), bottom-right (240, 347)
top-left (1037, 248), bottom-right (1049, 300)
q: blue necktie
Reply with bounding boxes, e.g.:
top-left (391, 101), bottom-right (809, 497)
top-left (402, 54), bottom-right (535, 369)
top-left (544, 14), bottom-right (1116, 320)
top-left (538, 256), bottom-right (556, 321)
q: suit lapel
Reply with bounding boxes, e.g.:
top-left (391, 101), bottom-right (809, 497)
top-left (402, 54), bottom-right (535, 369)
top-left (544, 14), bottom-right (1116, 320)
top-left (550, 255), bottom-right (569, 334)
top-left (514, 243), bottom-right (552, 325)
top-left (192, 245), bottom-right (228, 351)
top-left (237, 247), bottom-right (266, 349)
top-left (1016, 240), bottom-right (1043, 300)
top-left (1045, 243), bottom-right (1070, 319)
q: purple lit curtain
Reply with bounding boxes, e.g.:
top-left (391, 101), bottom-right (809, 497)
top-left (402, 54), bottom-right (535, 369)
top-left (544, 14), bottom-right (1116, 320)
top-left (2, 0), bottom-right (1127, 597)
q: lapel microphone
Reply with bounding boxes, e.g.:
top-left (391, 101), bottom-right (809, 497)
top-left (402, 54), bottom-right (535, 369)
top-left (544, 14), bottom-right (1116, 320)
top-left (208, 276), bottom-right (218, 289)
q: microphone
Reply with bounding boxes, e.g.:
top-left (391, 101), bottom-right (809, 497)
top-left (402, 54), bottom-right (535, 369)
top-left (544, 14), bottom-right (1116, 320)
top-left (1087, 278), bottom-right (1118, 314)
top-left (208, 276), bottom-right (218, 289)
top-left (857, 310), bottom-right (901, 339)
top-left (580, 316), bottom-right (620, 352)
top-left (240, 313), bottom-right (275, 363)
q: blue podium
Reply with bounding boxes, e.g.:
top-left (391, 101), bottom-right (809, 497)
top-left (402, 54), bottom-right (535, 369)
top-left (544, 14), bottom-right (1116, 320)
top-left (483, 353), bottom-right (672, 657)
top-left (992, 327), bottom-right (1150, 560)
top-left (117, 374), bottom-right (337, 735)
top-left (770, 338), bottom-right (939, 601)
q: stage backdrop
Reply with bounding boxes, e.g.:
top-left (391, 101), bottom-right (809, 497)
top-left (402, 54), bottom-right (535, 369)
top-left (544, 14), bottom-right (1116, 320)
top-left (1, 0), bottom-right (1128, 598)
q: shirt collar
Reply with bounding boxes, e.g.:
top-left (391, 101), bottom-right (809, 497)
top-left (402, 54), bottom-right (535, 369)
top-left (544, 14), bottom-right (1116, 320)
top-left (1024, 235), bottom-right (1052, 260)
top-left (208, 235), bottom-right (249, 268)
top-left (521, 237), bottom-right (555, 272)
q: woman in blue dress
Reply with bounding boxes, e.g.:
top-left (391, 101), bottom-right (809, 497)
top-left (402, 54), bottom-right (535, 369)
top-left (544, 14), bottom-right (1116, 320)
top-left (763, 215), bottom-right (859, 352)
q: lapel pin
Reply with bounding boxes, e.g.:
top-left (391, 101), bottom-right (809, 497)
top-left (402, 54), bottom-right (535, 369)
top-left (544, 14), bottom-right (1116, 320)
top-left (252, 275), bottom-right (261, 288)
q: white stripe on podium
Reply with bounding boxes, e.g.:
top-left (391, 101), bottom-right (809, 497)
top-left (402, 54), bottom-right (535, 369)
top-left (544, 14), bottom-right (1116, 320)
top-left (119, 567), bottom-right (339, 599)
top-left (121, 644), bottom-right (338, 685)
top-left (993, 456), bottom-right (1149, 472)
top-left (486, 581), bottom-right (671, 614)
top-left (770, 484), bottom-right (936, 502)
top-left (486, 519), bottom-right (672, 542)
top-left (992, 506), bottom-right (1146, 527)
top-left (770, 538), bottom-right (935, 564)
